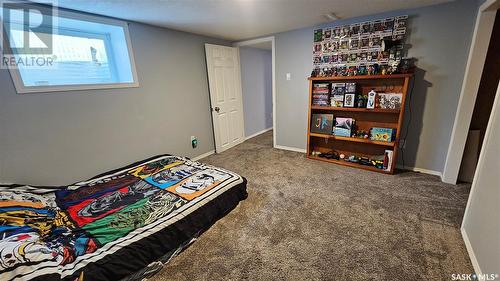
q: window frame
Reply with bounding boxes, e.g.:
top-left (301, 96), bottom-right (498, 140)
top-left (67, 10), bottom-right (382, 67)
top-left (2, 6), bottom-right (139, 94)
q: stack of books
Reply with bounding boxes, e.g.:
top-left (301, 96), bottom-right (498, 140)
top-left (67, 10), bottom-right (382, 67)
top-left (312, 83), bottom-right (330, 106)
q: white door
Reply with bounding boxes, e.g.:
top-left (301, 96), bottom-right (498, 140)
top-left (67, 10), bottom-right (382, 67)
top-left (205, 44), bottom-right (245, 153)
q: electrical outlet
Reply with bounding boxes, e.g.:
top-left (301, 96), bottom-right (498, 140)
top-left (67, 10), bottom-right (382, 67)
top-left (286, 73), bottom-right (291, 80)
top-left (191, 136), bottom-right (198, 149)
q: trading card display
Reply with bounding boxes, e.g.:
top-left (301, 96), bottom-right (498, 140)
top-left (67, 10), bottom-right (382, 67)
top-left (312, 16), bottom-right (408, 70)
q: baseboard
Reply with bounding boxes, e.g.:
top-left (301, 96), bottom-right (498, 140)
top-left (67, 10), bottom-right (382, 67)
top-left (191, 150), bottom-right (215, 161)
top-left (245, 127), bottom-right (273, 140)
top-left (461, 227), bottom-right (482, 276)
top-left (396, 165), bottom-right (442, 177)
top-left (274, 145), bottom-right (307, 153)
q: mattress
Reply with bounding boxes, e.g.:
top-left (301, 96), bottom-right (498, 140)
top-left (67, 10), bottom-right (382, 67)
top-left (0, 155), bottom-right (247, 281)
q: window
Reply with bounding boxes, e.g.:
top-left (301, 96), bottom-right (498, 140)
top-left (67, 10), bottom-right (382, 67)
top-left (1, 4), bottom-right (139, 93)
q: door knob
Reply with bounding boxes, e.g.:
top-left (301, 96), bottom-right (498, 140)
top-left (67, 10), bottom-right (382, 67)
top-left (214, 107), bottom-right (220, 112)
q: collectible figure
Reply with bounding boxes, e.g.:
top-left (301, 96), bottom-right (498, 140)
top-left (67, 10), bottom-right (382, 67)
top-left (367, 89), bottom-right (376, 109)
top-left (358, 65), bottom-right (367, 75)
top-left (367, 65), bottom-right (374, 75)
top-left (357, 96), bottom-right (366, 108)
top-left (399, 58), bottom-right (415, 73)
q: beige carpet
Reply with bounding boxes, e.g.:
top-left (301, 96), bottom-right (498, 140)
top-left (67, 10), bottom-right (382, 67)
top-left (154, 130), bottom-right (473, 280)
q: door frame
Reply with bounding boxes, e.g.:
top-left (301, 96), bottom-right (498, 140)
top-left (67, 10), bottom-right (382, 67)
top-left (233, 36), bottom-right (277, 148)
top-left (442, 0), bottom-right (500, 184)
top-left (460, 81), bottom-right (500, 277)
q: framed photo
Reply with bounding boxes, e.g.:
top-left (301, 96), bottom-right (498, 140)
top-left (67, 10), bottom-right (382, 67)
top-left (378, 93), bottom-right (403, 109)
top-left (311, 114), bottom-right (334, 134)
top-left (334, 117), bottom-right (354, 137)
top-left (344, 93), bottom-right (356, 107)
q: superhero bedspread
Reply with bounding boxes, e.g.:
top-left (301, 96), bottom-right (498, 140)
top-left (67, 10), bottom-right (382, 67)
top-left (0, 155), bottom-right (247, 281)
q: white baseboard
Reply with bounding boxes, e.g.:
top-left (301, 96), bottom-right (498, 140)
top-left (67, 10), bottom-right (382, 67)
top-left (396, 165), bottom-right (442, 178)
top-left (245, 127), bottom-right (273, 140)
top-left (274, 145), bottom-right (307, 153)
top-left (191, 150), bottom-right (215, 161)
top-left (461, 227), bottom-right (482, 276)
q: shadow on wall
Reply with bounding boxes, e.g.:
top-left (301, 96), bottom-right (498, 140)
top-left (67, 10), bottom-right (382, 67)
top-left (398, 67), bottom-right (432, 169)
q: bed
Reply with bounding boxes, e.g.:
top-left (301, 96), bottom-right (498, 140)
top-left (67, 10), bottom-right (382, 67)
top-left (0, 155), bottom-right (247, 281)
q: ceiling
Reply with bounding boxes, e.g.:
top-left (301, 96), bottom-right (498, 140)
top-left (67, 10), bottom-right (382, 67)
top-left (38, 0), bottom-right (452, 41)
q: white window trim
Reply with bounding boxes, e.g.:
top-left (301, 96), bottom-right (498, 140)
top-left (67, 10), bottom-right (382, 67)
top-left (2, 6), bottom-right (140, 94)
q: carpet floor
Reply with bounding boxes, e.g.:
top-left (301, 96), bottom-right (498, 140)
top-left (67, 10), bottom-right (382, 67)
top-left (154, 130), bottom-right (473, 280)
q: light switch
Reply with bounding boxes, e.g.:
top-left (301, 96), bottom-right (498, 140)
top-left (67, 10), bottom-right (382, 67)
top-left (286, 73), bottom-right (291, 80)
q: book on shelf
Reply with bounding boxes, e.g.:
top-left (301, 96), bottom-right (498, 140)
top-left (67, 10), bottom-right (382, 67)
top-left (370, 127), bottom-right (396, 142)
top-left (312, 83), bottom-right (330, 106)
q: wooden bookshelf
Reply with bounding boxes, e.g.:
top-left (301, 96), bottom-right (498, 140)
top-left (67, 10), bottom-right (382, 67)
top-left (307, 74), bottom-right (413, 174)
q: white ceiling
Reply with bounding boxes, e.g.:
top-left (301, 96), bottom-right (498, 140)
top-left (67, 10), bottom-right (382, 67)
top-left (41, 0), bottom-right (452, 41)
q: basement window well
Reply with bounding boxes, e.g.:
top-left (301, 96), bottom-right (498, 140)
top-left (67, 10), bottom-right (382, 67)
top-left (1, 3), bottom-right (139, 93)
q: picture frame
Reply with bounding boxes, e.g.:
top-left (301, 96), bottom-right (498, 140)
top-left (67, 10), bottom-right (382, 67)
top-left (378, 93), bottom-right (403, 109)
top-left (334, 117), bottom-right (354, 137)
top-left (344, 93), bottom-right (356, 107)
top-left (310, 114), bottom-right (334, 134)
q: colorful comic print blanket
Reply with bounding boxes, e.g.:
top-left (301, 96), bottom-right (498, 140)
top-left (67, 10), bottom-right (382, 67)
top-left (0, 155), bottom-right (245, 281)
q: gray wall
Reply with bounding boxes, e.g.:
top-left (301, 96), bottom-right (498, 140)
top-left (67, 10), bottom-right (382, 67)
top-left (462, 86), bottom-right (500, 274)
top-left (240, 47), bottom-right (273, 137)
top-left (0, 22), bottom-right (228, 186)
top-left (274, 0), bottom-right (480, 173)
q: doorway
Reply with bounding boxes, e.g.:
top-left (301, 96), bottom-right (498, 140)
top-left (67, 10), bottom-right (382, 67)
top-left (458, 10), bottom-right (500, 183)
top-left (443, 0), bottom-right (500, 184)
top-left (234, 37), bottom-right (276, 147)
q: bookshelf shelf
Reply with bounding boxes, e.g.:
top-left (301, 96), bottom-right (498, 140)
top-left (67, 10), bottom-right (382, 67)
top-left (311, 106), bottom-right (400, 114)
top-left (309, 133), bottom-right (395, 147)
top-left (307, 155), bottom-right (392, 174)
top-left (307, 74), bottom-right (413, 174)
